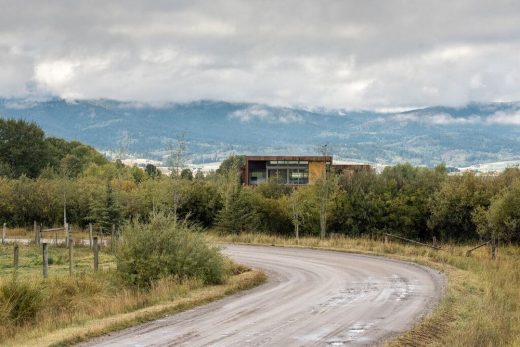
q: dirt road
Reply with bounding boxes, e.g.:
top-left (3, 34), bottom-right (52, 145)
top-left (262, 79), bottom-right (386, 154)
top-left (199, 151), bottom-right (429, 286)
top-left (81, 244), bottom-right (444, 346)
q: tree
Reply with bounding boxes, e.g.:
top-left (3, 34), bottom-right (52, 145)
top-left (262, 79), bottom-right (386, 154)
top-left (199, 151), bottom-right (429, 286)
top-left (216, 155), bottom-right (245, 177)
top-left (285, 188), bottom-right (311, 240)
top-left (216, 156), bottom-right (244, 232)
top-left (60, 154), bottom-right (83, 178)
top-left (194, 170), bottom-right (205, 180)
top-left (116, 130), bottom-right (132, 160)
top-left (314, 144), bottom-right (337, 239)
top-left (88, 181), bottom-right (123, 231)
top-left (0, 119), bottom-right (49, 178)
top-left (179, 181), bottom-right (222, 227)
top-left (169, 178), bottom-right (188, 218)
top-left (166, 133), bottom-right (187, 177)
top-left (217, 189), bottom-right (260, 233)
top-left (130, 165), bottom-right (145, 183)
top-left (181, 168), bottom-right (193, 180)
top-left (145, 164), bottom-right (161, 179)
top-left (428, 172), bottom-right (492, 241)
top-left (314, 175), bottom-right (339, 239)
top-left (474, 180), bottom-right (520, 257)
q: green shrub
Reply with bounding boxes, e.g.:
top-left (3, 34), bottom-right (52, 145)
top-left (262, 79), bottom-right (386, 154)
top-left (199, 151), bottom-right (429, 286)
top-left (0, 279), bottom-right (45, 326)
top-left (116, 213), bottom-right (226, 287)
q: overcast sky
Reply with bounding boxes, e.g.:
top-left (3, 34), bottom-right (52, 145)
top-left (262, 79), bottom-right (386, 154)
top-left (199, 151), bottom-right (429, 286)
top-left (1, 0), bottom-right (519, 109)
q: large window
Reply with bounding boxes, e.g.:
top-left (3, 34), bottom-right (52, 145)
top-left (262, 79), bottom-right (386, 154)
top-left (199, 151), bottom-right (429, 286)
top-left (249, 170), bottom-right (266, 185)
top-left (288, 169), bottom-right (308, 185)
top-left (265, 160), bottom-right (308, 185)
top-left (268, 169), bottom-right (288, 184)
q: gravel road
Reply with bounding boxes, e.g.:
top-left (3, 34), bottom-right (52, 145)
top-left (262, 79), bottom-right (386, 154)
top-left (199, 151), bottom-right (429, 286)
top-left (81, 244), bottom-right (444, 346)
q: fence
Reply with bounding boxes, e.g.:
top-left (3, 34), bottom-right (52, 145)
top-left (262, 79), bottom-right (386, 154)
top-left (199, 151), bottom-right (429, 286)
top-left (2, 222), bottom-right (115, 278)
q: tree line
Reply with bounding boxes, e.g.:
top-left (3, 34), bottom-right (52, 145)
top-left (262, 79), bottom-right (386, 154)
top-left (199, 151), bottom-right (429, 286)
top-left (1, 119), bottom-right (519, 243)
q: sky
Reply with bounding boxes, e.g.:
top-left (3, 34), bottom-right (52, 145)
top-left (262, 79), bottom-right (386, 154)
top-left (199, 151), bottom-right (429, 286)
top-left (1, 0), bottom-right (520, 109)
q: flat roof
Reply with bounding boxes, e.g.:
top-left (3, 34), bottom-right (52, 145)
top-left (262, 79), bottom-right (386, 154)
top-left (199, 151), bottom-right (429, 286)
top-left (245, 155), bottom-right (333, 162)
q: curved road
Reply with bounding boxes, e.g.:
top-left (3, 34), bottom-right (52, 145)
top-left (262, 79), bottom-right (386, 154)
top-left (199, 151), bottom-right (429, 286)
top-left (82, 245), bottom-right (444, 346)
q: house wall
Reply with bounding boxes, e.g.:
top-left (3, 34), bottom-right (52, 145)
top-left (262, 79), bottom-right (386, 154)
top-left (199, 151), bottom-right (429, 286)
top-left (308, 161), bottom-right (326, 184)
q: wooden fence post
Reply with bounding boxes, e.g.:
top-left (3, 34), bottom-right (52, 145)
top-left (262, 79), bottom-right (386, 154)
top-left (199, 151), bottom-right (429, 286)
top-left (111, 224), bottom-right (115, 253)
top-left (68, 237), bottom-right (74, 276)
top-left (34, 220), bottom-right (38, 244)
top-left (89, 223), bottom-right (93, 249)
top-left (384, 235), bottom-right (389, 244)
top-left (13, 244), bottom-right (19, 271)
top-left (38, 224), bottom-right (42, 247)
top-left (65, 223), bottom-right (69, 248)
top-left (93, 237), bottom-right (99, 272)
top-left (491, 238), bottom-right (497, 260)
top-left (2, 223), bottom-right (5, 244)
top-left (43, 243), bottom-right (48, 278)
top-left (432, 236), bottom-right (437, 248)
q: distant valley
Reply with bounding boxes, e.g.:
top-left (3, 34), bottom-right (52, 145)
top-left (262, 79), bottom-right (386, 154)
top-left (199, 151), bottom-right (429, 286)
top-left (1, 98), bottom-right (520, 168)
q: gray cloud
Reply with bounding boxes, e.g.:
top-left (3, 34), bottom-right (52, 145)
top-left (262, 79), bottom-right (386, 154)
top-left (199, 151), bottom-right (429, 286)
top-left (1, 0), bottom-right (520, 108)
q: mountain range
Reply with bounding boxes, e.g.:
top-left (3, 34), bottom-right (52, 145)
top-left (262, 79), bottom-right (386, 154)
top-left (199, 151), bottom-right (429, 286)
top-left (1, 97), bottom-right (520, 167)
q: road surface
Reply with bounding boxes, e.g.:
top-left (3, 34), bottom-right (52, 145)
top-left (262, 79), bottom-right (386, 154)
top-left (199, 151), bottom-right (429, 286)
top-left (81, 244), bottom-right (444, 346)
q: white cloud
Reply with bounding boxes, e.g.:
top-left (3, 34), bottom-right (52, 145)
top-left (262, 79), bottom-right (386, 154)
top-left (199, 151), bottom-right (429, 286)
top-left (487, 111), bottom-right (520, 125)
top-left (230, 105), bottom-right (304, 124)
top-left (393, 112), bottom-right (481, 125)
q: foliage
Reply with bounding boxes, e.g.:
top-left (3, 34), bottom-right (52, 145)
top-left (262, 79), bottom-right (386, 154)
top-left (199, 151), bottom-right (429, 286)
top-left (144, 164), bottom-right (161, 179)
top-left (0, 119), bottom-right (107, 179)
top-left (87, 181), bottom-right (123, 230)
top-left (474, 179), bottom-right (520, 242)
top-left (116, 214), bottom-right (226, 287)
top-left (2, 138), bottom-right (520, 245)
top-left (0, 119), bottom-right (48, 178)
top-left (180, 168), bottom-right (193, 180)
top-left (428, 172), bottom-right (493, 241)
top-left (216, 155), bottom-right (245, 176)
top-left (217, 188), bottom-right (261, 233)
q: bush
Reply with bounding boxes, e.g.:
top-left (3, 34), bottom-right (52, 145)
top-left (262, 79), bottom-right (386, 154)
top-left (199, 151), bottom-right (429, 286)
top-left (0, 279), bottom-right (45, 326)
top-left (116, 213), bottom-right (226, 287)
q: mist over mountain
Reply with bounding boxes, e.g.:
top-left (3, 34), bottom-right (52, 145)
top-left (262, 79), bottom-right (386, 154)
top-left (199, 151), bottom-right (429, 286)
top-left (1, 97), bottom-right (519, 167)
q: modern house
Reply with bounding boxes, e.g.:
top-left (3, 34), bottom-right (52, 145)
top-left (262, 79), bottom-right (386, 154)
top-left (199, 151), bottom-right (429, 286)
top-left (242, 155), bottom-right (371, 186)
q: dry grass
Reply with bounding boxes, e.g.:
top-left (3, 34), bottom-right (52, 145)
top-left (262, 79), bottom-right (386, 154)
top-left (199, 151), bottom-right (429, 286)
top-left (208, 232), bottom-right (520, 347)
top-left (0, 243), bottom-right (266, 347)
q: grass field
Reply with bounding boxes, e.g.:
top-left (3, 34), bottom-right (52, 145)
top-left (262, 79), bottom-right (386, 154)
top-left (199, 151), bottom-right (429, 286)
top-left (0, 241), bottom-right (266, 347)
top-left (208, 232), bottom-right (520, 347)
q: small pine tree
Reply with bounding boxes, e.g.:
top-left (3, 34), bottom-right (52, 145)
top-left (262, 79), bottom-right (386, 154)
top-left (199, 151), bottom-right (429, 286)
top-left (87, 181), bottom-right (122, 232)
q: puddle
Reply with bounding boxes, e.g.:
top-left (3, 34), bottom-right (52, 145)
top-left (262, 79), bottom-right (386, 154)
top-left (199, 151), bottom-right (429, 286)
top-left (325, 322), bottom-right (375, 345)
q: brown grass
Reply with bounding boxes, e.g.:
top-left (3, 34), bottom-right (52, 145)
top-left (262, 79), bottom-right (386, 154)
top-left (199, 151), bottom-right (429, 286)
top-left (208, 232), bottom-right (520, 347)
top-left (0, 243), bottom-right (266, 347)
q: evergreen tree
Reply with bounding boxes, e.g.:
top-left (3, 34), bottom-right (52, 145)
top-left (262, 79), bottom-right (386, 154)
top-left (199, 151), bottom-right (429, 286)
top-left (88, 181), bottom-right (122, 232)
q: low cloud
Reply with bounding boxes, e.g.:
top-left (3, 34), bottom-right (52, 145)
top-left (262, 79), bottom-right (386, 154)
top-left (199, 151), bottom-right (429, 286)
top-left (393, 112), bottom-right (481, 125)
top-left (230, 105), bottom-right (304, 124)
top-left (487, 111), bottom-right (520, 125)
top-left (392, 108), bottom-right (520, 126)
